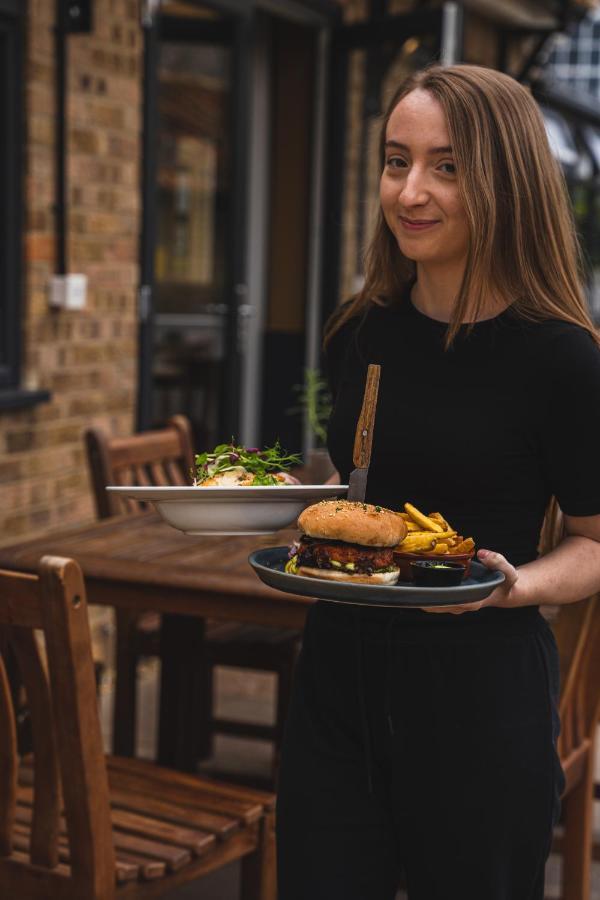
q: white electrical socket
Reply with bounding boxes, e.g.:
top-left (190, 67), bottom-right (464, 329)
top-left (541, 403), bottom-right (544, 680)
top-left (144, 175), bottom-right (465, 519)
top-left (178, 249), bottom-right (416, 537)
top-left (49, 274), bottom-right (88, 310)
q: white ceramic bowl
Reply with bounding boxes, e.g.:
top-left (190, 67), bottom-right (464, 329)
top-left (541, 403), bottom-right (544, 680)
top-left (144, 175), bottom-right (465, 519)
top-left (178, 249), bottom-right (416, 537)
top-left (106, 485), bottom-right (349, 535)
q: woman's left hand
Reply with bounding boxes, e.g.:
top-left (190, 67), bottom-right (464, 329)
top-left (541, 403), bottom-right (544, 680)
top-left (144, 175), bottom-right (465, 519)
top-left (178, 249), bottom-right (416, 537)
top-left (420, 548), bottom-right (520, 615)
top-left (277, 472), bottom-right (302, 485)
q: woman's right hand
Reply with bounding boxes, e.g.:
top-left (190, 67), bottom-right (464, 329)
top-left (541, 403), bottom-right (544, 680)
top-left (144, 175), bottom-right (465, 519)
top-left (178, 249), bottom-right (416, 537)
top-left (325, 470), bottom-right (340, 485)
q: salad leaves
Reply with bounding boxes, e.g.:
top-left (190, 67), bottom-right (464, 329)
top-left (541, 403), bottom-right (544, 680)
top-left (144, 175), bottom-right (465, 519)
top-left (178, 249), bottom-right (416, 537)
top-left (194, 441), bottom-right (302, 486)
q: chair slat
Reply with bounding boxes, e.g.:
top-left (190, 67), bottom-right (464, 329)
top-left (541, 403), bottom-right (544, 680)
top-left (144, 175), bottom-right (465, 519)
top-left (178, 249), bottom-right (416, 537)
top-left (110, 807), bottom-right (215, 856)
top-left (21, 766), bottom-right (240, 842)
top-left (0, 571), bottom-right (43, 629)
top-left (109, 755), bottom-right (275, 813)
top-left (12, 823), bottom-right (44, 855)
top-left (115, 849), bottom-right (166, 881)
top-left (133, 463), bottom-right (151, 487)
top-left (108, 786), bottom-right (239, 840)
top-left (11, 823), bottom-right (138, 883)
top-left (10, 628), bottom-right (61, 868)
top-left (111, 829), bottom-right (191, 871)
top-left (150, 462), bottom-right (169, 486)
top-left (8, 845), bottom-right (70, 877)
top-left (13, 822), bottom-right (68, 865)
top-left (114, 465), bottom-right (132, 487)
top-left (165, 458), bottom-right (187, 485)
top-left (14, 796), bottom-right (171, 884)
top-left (106, 761), bottom-right (263, 824)
top-left (115, 859), bottom-right (141, 884)
top-left (0, 652), bottom-right (17, 856)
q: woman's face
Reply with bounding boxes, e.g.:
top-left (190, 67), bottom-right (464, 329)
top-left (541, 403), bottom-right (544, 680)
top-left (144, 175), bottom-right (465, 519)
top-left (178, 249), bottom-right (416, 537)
top-left (380, 89), bottom-right (469, 268)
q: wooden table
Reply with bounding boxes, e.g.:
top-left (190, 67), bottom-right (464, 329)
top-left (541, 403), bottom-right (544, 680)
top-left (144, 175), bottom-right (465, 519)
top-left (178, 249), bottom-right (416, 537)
top-left (0, 512), bottom-right (311, 769)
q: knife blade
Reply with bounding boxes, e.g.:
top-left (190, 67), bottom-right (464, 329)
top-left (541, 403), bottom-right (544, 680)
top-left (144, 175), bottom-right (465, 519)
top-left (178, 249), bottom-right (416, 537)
top-left (347, 364), bottom-right (381, 502)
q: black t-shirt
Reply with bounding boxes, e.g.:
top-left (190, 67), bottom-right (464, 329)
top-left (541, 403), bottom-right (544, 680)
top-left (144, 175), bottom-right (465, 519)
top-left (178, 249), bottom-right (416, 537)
top-left (325, 295), bottom-right (600, 578)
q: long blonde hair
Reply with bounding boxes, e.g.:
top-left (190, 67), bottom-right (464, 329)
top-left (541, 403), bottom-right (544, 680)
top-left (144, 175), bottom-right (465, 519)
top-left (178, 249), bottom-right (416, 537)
top-left (325, 64), bottom-right (598, 348)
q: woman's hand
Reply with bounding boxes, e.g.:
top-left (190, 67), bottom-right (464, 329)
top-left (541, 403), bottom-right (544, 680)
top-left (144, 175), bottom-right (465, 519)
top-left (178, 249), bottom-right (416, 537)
top-left (420, 548), bottom-right (519, 615)
top-left (277, 472), bottom-right (302, 485)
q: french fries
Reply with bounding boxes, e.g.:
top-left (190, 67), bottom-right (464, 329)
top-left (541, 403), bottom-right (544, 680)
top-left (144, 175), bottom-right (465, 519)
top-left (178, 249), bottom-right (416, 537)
top-left (404, 503), bottom-right (443, 533)
top-left (395, 502), bottom-right (474, 557)
top-left (397, 533), bottom-right (438, 553)
top-left (429, 512), bottom-right (449, 530)
top-left (452, 538), bottom-right (475, 554)
top-left (405, 520), bottom-right (423, 533)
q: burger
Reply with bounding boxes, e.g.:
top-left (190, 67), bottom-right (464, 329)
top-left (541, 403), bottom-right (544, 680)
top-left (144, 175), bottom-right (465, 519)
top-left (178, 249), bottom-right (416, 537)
top-left (286, 499), bottom-right (407, 584)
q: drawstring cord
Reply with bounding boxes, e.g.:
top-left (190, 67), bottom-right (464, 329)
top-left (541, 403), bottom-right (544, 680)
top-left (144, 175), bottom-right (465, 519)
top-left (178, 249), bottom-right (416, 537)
top-left (354, 608), bottom-right (374, 795)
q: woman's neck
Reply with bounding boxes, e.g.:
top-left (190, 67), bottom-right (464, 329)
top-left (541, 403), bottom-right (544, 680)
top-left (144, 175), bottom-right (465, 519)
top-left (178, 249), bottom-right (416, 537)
top-left (410, 262), bottom-right (464, 323)
top-left (411, 262), bottom-right (505, 323)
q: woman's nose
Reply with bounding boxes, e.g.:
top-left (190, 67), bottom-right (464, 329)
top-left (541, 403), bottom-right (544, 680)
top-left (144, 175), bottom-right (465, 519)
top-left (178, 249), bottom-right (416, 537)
top-left (399, 167), bottom-right (429, 205)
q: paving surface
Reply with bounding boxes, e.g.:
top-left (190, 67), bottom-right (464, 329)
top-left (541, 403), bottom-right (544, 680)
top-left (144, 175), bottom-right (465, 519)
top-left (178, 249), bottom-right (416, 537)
top-left (96, 636), bottom-right (600, 900)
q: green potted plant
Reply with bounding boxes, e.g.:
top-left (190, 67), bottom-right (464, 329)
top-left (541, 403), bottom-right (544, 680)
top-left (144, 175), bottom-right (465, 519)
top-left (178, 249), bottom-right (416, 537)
top-left (288, 369), bottom-right (336, 483)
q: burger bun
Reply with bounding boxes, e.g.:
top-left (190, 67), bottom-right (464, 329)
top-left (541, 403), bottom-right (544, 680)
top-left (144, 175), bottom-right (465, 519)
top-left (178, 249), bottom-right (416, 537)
top-left (298, 500), bottom-right (406, 547)
top-left (296, 565), bottom-right (400, 585)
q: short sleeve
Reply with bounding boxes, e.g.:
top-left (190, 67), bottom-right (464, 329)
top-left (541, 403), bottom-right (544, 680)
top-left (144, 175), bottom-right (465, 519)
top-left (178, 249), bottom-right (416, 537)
top-left (540, 325), bottom-right (600, 516)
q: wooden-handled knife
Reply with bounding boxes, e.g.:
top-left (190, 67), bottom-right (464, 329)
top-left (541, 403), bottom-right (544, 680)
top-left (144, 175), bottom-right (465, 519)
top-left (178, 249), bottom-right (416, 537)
top-left (347, 364), bottom-right (381, 502)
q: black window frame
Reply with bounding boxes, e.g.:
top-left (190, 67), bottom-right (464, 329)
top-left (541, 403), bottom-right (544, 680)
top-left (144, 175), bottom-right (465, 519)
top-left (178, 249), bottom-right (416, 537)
top-left (0, 0), bottom-right (49, 408)
top-left (0, 0), bottom-right (23, 390)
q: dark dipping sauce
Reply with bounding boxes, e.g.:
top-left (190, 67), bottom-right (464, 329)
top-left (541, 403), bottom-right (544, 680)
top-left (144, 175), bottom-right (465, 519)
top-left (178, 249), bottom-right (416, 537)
top-left (410, 560), bottom-right (466, 587)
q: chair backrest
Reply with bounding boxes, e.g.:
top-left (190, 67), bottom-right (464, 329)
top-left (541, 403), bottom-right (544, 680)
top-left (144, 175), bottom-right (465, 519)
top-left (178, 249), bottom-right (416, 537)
top-left (85, 415), bottom-right (195, 518)
top-left (538, 497), bottom-right (600, 762)
top-left (0, 557), bottom-right (115, 899)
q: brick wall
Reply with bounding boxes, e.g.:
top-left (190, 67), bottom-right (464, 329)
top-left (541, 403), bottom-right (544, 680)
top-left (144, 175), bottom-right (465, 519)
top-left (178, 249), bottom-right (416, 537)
top-left (0, 0), bottom-right (142, 547)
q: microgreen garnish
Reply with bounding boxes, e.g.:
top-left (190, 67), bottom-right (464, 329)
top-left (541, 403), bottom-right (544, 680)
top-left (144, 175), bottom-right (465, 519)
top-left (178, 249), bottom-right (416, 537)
top-left (193, 441), bottom-right (301, 486)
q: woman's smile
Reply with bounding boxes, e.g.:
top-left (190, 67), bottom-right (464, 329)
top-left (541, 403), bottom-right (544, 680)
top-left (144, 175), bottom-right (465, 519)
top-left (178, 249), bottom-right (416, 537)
top-left (398, 214), bottom-right (441, 231)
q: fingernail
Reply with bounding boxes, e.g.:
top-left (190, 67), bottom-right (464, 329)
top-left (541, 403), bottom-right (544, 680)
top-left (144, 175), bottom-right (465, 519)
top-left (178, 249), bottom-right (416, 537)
top-left (478, 550), bottom-right (489, 559)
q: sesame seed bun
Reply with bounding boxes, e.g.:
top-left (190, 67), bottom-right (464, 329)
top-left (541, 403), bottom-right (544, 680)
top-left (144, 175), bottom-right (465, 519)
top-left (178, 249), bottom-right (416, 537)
top-left (296, 565), bottom-right (400, 585)
top-left (297, 500), bottom-right (407, 548)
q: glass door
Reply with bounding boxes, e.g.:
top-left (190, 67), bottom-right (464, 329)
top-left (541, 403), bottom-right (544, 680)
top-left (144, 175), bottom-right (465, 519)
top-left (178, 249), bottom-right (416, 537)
top-left (153, 4), bottom-right (232, 451)
top-left (139, 0), bottom-right (249, 452)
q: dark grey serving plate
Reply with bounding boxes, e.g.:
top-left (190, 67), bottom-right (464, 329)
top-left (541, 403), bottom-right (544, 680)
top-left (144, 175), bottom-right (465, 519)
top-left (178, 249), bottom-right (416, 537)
top-left (248, 547), bottom-right (505, 608)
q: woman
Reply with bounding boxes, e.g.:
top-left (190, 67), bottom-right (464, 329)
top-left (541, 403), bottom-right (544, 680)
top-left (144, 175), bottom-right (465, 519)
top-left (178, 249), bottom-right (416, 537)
top-left (276, 65), bottom-right (600, 900)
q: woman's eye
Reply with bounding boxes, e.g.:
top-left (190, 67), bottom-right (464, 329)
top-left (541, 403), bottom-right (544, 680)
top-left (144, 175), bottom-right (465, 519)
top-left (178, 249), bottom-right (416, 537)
top-left (438, 161), bottom-right (456, 175)
top-left (386, 156), bottom-right (407, 170)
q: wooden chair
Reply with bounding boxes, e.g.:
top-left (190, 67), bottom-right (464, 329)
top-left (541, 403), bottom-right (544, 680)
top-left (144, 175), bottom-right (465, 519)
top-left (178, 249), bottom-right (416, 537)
top-left (538, 498), bottom-right (600, 900)
top-left (85, 416), bottom-right (300, 781)
top-left (0, 556), bottom-right (276, 899)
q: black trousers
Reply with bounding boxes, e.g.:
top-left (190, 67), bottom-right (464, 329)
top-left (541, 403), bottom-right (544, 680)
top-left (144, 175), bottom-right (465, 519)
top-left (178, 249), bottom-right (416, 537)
top-left (276, 602), bottom-right (564, 900)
